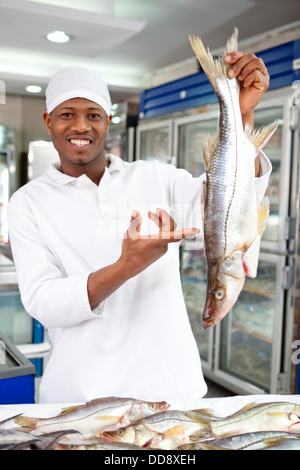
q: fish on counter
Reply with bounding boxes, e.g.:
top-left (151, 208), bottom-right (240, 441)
top-left (189, 28), bottom-right (277, 329)
top-left (0, 428), bottom-right (45, 450)
top-left (208, 401), bottom-right (300, 438)
top-left (14, 396), bottom-right (169, 438)
top-left (179, 431), bottom-right (300, 450)
top-left (3, 397), bottom-right (300, 450)
top-left (101, 409), bottom-right (213, 450)
top-left (54, 441), bottom-right (146, 451)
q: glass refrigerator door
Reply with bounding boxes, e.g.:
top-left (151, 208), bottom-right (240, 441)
top-left (136, 119), bottom-right (174, 163)
top-left (214, 253), bottom-right (285, 394)
top-left (174, 111), bottom-right (219, 177)
top-left (0, 267), bottom-right (33, 345)
top-left (175, 111), bottom-right (219, 370)
top-left (254, 93), bottom-right (291, 252)
top-left (180, 245), bottom-right (213, 369)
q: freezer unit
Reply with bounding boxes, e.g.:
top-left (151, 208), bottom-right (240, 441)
top-left (136, 85), bottom-right (299, 394)
top-left (179, 87), bottom-right (299, 394)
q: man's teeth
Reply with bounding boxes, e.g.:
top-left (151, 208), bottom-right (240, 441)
top-left (70, 139), bottom-right (90, 147)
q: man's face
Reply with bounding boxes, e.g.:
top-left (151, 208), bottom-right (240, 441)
top-left (43, 97), bottom-right (112, 175)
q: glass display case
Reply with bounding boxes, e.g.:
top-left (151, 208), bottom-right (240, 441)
top-left (177, 88), bottom-right (299, 394)
top-left (136, 119), bottom-right (174, 164)
top-left (214, 253), bottom-right (286, 394)
top-left (174, 111), bottom-right (218, 177)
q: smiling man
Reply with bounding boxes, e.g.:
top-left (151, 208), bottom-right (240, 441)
top-left (7, 62), bottom-right (271, 407)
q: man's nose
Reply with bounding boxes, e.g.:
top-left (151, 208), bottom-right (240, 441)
top-left (70, 114), bottom-right (91, 132)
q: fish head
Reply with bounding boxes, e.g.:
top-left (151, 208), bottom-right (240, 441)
top-left (102, 425), bottom-right (136, 445)
top-left (203, 251), bottom-right (245, 328)
top-left (130, 400), bottom-right (170, 422)
top-left (102, 423), bottom-right (152, 447)
top-left (287, 406), bottom-right (300, 432)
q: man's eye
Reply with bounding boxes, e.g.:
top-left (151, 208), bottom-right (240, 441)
top-left (61, 113), bottom-right (72, 117)
top-left (89, 113), bottom-right (100, 119)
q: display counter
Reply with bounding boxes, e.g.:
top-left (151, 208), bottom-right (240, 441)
top-left (1, 394), bottom-right (300, 451)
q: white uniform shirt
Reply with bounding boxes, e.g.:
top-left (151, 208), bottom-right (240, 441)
top-left (7, 154), bottom-right (271, 408)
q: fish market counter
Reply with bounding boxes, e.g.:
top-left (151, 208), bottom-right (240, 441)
top-left (1, 394), bottom-right (300, 450)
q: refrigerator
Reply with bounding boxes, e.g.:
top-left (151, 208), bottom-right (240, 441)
top-left (0, 139), bottom-right (56, 387)
top-left (135, 86), bottom-right (300, 395)
top-left (105, 102), bottom-right (138, 163)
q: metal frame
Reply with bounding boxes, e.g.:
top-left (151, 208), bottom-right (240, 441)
top-left (254, 88), bottom-right (294, 254)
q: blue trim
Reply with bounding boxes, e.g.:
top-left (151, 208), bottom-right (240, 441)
top-left (139, 39), bottom-right (300, 119)
top-left (32, 320), bottom-right (44, 378)
top-left (0, 375), bottom-right (35, 405)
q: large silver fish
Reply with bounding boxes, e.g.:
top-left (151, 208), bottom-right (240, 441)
top-left (189, 29), bottom-right (277, 328)
top-left (14, 396), bottom-right (169, 438)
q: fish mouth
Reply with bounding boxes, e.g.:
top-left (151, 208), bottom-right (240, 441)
top-left (99, 432), bottom-right (114, 442)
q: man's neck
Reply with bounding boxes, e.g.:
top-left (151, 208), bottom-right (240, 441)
top-left (60, 156), bottom-right (109, 185)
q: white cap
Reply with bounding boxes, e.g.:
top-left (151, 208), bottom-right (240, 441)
top-left (45, 66), bottom-right (112, 115)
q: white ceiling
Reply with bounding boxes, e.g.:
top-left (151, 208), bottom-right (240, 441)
top-left (0, 0), bottom-right (300, 103)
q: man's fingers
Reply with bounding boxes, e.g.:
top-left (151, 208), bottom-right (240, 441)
top-left (148, 211), bottom-right (161, 229)
top-left (142, 227), bottom-right (200, 242)
top-left (225, 53), bottom-right (268, 80)
top-left (148, 208), bottom-right (176, 232)
top-left (128, 210), bottom-right (142, 239)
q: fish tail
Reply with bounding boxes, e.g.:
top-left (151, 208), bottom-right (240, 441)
top-left (186, 411), bottom-right (214, 439)
top-left (14, 415), bottom-right (39, 432)
top-left (189, 36), bottom-right (226, 92)
top-left (189, 28), bottom-right (238, 91)
top-left (245, 121), bottom-right (278, 153)
top-left (224, 27), bottom-right (239, 55)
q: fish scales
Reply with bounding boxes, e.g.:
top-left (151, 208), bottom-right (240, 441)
top-left (189, 28), bottom-right (277, 328)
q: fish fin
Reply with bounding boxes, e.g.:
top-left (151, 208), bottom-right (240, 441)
top-left (257, 196), bottom-right (270, 235)
top-left (243, 237), bottom-right (260, 278)
top-left (224, 27), bottom-right (239, 55)
top-left (267, 411), bottom-right (288, 417)
top-left (57, 405), bottom-right (81, 416)
top-left (190, 428), bottom-right (213, 441)
top-left (191, 408), bottom-right (215, 418)
top-left (189, 35), bottom-right (227, 91)
top-left (202, 132), bottom-right (218, 171)
top-left (243, 197), bottom-right (269, 277)
top-left (246, 121), bottom-right (278, 154)
top-left (14, 415), bottom-right (39, 431)
top-left (229, 402), bottom-right (257, 416)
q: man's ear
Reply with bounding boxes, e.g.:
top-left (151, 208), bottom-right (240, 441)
top-left (43, 112), bottom-right (52, 135)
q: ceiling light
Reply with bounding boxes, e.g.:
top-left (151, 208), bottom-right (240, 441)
top-left (26, 85), bottom-right (42, 94)
top-left (46, 31), bottom-right (70, 44)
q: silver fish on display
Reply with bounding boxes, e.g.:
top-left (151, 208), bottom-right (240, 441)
top-left (0, 428), bottom-right (44, 450)
top-left (189, 28), bottom-right (277, 328)
top-left (179, 431), bottom-right (300, 450)
top-left (209, 402), bottom-right (300, 438)
top-left (102, 409), bottom-right (213, 450)
top-left (14, 396), bottom-right (169, 438)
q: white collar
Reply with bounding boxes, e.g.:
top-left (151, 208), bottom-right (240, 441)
top-left (46, 153), bottom-right (129, 185)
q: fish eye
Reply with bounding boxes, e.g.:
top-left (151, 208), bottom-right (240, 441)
top-left (214, 288), bottom-right (225, 300)
top-left (116, 429), bottom-right (125, 436)
top-left (149, 403), bottom-right (157, 411)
